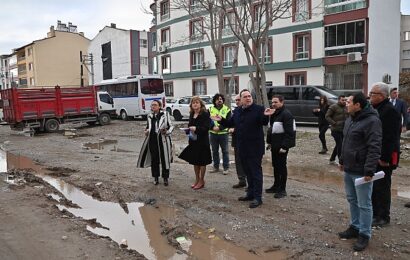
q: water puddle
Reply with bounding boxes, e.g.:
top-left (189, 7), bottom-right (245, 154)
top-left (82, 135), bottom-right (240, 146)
top-left (1, 150), bottom-right (286, 259)
top-left (82, 139), bottom-right (132, 153)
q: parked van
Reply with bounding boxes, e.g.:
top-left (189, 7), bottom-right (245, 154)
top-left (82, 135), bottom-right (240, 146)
top-left (265, 85), bottom-right (338, 123)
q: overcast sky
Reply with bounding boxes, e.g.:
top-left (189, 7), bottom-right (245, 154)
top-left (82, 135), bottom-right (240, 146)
top-left (0, 0), bottom-right (409, 55)
top-left (0, 0), bottom-right (152, 54)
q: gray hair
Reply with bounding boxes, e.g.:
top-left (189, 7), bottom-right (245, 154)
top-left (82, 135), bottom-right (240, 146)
top-left (371, 82), bottom-right (389, 98)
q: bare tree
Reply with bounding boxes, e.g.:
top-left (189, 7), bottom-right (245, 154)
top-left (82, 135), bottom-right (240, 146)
top-left (169, 0), bottom-right (241, 105)
top-left (219, 0), bottom-right (292, 106)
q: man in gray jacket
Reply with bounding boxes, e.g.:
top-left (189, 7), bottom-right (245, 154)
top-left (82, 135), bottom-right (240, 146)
top-left (338, 92), bottom-right (382, 252)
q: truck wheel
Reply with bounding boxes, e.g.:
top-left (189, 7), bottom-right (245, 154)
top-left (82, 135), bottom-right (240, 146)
top-left (44, 119), bottom-right (59, 133)
top-left (120, 110), bottom-right (128, 121)
top-left (173, 110), bottom-right (182, 121)
top-left (99, 113), bottom-right (111, 125)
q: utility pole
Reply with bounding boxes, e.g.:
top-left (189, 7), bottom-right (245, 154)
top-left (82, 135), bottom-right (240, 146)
top-left (81, 52), bottom-right (94, 85)
top-left (80, 51), bottom-right (84, 87)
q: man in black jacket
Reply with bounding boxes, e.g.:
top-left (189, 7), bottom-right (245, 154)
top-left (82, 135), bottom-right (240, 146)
top-left (369, 82), bottom-right (401, 227)
top-left (338, 92), bottom-right (382, 252)
top-left (213, 89), bottom-right (272, 208)
top-left (265, 95), bottom-right (296, 199)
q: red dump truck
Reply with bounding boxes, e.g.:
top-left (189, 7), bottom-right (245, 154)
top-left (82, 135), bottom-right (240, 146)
top-left (0, 86), bottom-right (116, 132)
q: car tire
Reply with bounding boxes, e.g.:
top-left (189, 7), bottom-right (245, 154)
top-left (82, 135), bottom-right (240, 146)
top-left (44, 119), bottom-right (59, 133)
top-left (120, 110), bottom-right (128, 121)
top-left (99, 113), bottom-right (111, 125)
top-left (173, 110), bottom-right (182, 121)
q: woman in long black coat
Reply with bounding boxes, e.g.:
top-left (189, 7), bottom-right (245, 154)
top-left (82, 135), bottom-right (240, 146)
top-left (179, 96), bottom-right (212, 190)
top-left (313, 96), bottom-right (329, 154)
top-left (137, 100), bottom-right (174, 186)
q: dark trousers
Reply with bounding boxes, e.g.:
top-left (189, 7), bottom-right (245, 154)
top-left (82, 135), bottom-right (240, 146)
top-left (318, 124), bottom-right (329, 150)
top-left (234, 147), bottom-right (246, 184)
top-left (271, 150), bottom-right (288, 192)
top-left (330, 130), bottom-right (343, 161)
top-left (372, 166), bottom-right (392, 222)
top-left (149, 136), bottom-right (169, 179)
top-left (240, 154), bottom-right (263, 202)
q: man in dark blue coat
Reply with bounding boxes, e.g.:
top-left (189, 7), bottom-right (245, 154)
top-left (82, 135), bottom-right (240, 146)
top-left (214, 89), bottom-right (271, 208)
top-left (389, 87), bottom-right (408, 133)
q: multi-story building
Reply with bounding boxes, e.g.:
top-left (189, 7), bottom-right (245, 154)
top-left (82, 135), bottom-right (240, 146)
top-left (150, 0), bottom-right (400, 97)
top-left (13, 21), bottom-right (90, 88)
top-left (401, 15), bottom-right (410, 72)
top-left (88, 23), bottom-right (151, 84)
top-left (0, 54), bottom-right (18, 89)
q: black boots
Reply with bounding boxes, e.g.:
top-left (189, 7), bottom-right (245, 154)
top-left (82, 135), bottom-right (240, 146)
top-left (353, 234), bottom-right (369, 251)
top-left (154, 177), bottom-right (159, 185)
top-left (319, 148), bottom-right (328, 154)
top-left (338, 226), bottom-right (359, 239)
top-left (164, 178), bottom-right (169, 186)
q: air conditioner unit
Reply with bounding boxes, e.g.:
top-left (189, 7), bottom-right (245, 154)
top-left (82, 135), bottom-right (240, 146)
top-left (158, 45), bottom-right (168, 53)
top-left (202, 61), bottom-right (211, 69)
top-left (346, 52), bottom-right (362, 62)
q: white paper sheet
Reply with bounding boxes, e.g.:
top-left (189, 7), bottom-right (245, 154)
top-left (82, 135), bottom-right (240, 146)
top-left (354, 171), bottom-right (385, 186)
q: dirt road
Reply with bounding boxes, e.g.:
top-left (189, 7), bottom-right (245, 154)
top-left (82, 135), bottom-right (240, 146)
top-left (0, 120), bottom-right (409, 259)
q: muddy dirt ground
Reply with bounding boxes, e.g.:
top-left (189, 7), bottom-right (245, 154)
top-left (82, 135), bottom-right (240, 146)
top-left (0, 120), bottom-right (409, 259)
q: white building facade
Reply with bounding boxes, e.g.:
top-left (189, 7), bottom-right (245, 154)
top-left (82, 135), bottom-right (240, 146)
top-left (0, 54), bottom-right (18, 89)
top-left (400, 15), bottom-right (410, 72)
top-left (150, 0), bottom-right (401, 97)
top-left (88, 24), bottom-right (151, 84)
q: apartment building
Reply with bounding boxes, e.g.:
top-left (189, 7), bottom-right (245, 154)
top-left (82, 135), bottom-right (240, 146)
top-left (0, 54), bottom-right (18, 89)
top-left (150, 0), bottom-right (400, 97)
top-left (401, 15), bottom-right (410, 72)
top-left (88, 23), bottom-right (151, 84)
top-left (14, 21), bottom-right (90, 88)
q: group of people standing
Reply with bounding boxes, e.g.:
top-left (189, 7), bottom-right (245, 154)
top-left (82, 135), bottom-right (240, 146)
top-left (312, 82), bottom-right (404, 251)
top-left (137, 82), bottom-right (405, 252)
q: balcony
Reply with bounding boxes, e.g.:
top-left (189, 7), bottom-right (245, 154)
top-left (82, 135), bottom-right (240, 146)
top-left (325, 0), bottom-right (367, 15)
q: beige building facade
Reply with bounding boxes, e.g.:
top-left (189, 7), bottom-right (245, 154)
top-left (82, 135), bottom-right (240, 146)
top-left (15, 23), bottom-right (90, 88)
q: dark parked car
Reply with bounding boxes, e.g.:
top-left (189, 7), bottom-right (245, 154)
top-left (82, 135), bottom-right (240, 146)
top-left (265, 85), bottom-right (339, 123)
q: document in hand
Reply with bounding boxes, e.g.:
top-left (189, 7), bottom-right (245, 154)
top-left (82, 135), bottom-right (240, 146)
top-left (354, 171), bottom-right (385, 186)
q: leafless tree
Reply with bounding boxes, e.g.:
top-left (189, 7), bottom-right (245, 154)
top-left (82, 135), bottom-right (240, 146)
top-left (219, 0), bottom-right (292, 107)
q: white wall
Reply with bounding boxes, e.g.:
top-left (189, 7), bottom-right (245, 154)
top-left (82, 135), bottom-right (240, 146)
top-left (88, 27), bottom-right (131, 84)
top-left (367, 0), bottom-right (401, 91)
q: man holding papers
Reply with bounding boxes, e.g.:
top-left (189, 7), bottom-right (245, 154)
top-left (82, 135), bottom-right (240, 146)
top-left (338, 93), bottom-right (382, 252)
top-left (369, 82), bottom-right (401, 227)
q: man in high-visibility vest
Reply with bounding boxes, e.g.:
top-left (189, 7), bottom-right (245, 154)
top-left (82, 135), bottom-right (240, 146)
top-left (209, 94), bottom-right (231, 174)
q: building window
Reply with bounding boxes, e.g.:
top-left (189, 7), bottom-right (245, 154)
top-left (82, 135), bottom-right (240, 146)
top-left (404, 31), bottom-right (410, 41)
top-left (161, 28), bottom-right (170, 46)
top-left (190, 49), bottom-right (204, 71)
top-left (293, 0), bottom-right (311, 22)
top-left (325, 64), bottom-right (363, 91)
top-left (28, 63), bottom-right (33, 71)
top-left (190, 0), bottom-right (201, 12)
top-left (325, 20), bottom-right (365, 56)
top-left (286, 71), bottom-right (307, 85)
top-left (27, 48), bottom-right (32, 56)
top-left (192, 79), bottom-right (206, 95)
top-left (161, 55), bottom-right (171, 74)
top-left (164, 82), bottom-right (174, 96)
top-left (223, 44), bottom-right (236, 67)
top-left (140, 57), bottom-right (148, 65)
top-left (294, 32), bottom-right (310, 60)
top-left (253, 4), bottom-right (267, 28)
top-left (160, 0), bottom-right (170, 21)
top-left (403, 50), bottom-right (410, 60)
top-left (257, 38), bottom-right (273, 63)
top-left (402, 68), bottom-right (410, 72)
top-left (140, 39), bottom-right (148, 48)
top-left (224, 77), bottom-right (239, 94)
top-left (19, 78), bottom-right (27, 86)
top-left (223, 12), bottom-right (236, 36)
top-left (189, 19), bottom-right (203, 41)
top-left (325, 0), bottom-right (367, 15)
top-left (29, 77), bottom-right (35, 86)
